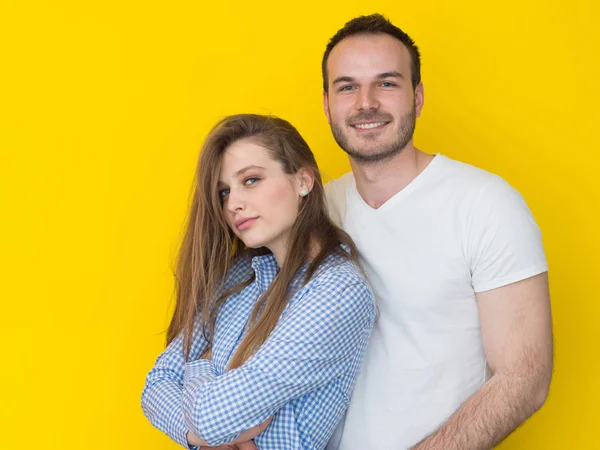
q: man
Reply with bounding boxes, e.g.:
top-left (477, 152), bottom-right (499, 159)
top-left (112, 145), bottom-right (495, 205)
top-left (322, 14), bottom-right (553, 450)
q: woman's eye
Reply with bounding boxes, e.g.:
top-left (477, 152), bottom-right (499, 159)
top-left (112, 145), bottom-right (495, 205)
top-left (218, 188), bottom-right (230, 199)
top-left (244, 177), bottom-right (259, 186)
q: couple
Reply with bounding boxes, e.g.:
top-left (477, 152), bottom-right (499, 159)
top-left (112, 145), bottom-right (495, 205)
top-left (142, 14), bottom-right (553, 450)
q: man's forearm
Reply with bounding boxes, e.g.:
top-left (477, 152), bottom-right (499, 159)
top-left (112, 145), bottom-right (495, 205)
top-left (411, 371), bottom-right (550, 450)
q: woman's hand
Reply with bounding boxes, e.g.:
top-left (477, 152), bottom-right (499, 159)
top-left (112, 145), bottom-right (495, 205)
top-left (199, 442), bottom-right (257, 450)
top-left (192, 417), bottom-right (269, 449)
top-left (200, 347), bottom-right (212, 360)
top-left (199, 446), bottom-right (236, 450)
top-left (230, 416), bottom-right (272, 444)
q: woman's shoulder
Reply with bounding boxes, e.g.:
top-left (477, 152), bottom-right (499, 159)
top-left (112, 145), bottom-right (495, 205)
top-left (310, 249), bottom-right (370, 291)
top-left (299, 253), bottom-right (375, 316)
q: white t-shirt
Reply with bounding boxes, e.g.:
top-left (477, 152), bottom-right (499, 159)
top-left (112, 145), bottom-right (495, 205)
top-left (325, 154), bottom-right (548, 450)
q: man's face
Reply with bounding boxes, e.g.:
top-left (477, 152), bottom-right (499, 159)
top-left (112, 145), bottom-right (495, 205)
top-left (324, 33), bottom-right (424, 163)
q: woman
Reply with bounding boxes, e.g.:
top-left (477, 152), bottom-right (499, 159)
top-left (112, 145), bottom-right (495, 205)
top-left (142, 114), bottom-right (375, 450)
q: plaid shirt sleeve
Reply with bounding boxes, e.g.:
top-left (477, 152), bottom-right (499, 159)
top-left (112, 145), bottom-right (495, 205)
top-left (141, 326), bottom-right (211, 448)
top-left (182, 272), bottom-right (375, 447)
top-left (141, 255), bottom-right (252, 448)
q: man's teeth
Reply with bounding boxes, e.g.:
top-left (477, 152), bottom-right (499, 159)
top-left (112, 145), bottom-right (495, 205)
top-left (354, 122), bottom-right (386, 129)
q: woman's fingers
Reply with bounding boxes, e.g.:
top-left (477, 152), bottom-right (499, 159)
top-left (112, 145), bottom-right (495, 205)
top-left (237, 441), bottom-right (258, 450)
top-left (199, 347), bottom-right (212, 360)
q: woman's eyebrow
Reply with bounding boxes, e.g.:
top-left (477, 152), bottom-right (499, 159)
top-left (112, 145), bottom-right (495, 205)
top-left (233, 165), bottom-right (266, 177)
top-left (218, 165), bottom-right (266, 186)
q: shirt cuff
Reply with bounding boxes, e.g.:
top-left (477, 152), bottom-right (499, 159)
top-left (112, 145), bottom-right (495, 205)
top-left (182, 359), bottom-right (217, 439)
top-left (184, 359), bottom-right (217, 383)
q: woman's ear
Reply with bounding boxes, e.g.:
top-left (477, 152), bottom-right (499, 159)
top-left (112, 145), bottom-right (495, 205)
top-left (296, 168), bottom-right (315, 196)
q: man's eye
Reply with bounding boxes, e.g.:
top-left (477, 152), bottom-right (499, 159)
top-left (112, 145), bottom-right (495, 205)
top-left (244, 177), bottom-right (259, 186)
top-left (381, 81), bottom-right (395, 87)
top-left (218, 188), bottom-right (230, 199)
top-left (340, 85), bottom-right (354, 92)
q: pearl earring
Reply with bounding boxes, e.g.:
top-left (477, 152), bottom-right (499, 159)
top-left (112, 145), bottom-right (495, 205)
top-left (300, 189), bottom-right (308, 197)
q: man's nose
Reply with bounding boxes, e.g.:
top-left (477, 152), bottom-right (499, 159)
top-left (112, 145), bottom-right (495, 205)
top-left (356, 86), bottom-right (380, 111)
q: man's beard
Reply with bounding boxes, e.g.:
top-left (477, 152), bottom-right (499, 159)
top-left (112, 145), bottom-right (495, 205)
top-left (330, 108), bottom-right (416, 164)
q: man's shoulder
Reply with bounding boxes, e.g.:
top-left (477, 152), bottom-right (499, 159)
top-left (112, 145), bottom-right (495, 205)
top-left (436, 155), bottom-right (503, 188)
top-left (324, 172), bottom-right (354, 198)
top-left (324, 172), bottom-right (355, 226)
top-left (444, 156), bottom-right (528, 204)
top-left (429, 155), bottom-right (527, 212)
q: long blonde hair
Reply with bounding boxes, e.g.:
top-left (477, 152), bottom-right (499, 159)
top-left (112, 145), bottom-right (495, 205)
top-left (167, 114), bottom-right (359, 369)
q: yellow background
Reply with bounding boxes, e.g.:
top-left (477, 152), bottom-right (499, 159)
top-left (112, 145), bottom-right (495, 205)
top-left (1, 0), bottom-right (598, 449)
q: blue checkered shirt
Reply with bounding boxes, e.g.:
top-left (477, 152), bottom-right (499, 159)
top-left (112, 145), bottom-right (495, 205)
top-left (142, 248), bottom-right (375, 449)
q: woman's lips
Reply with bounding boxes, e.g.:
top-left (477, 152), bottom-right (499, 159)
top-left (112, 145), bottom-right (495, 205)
top-left (236, 217), bottom-right (258, 231)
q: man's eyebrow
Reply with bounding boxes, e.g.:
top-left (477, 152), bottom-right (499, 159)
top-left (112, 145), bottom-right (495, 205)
top-left (332, 76), bottom-right (355, 85)
top-left (332, 72), bottom-right (404, 85)
top-left (217, 165), bottom-right (266, 186)
top-left (377, 71), bottom-right (404, 80)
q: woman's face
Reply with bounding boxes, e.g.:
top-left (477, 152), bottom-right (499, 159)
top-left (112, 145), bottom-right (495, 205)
top-left (218, 138), bottom-right (305, 265)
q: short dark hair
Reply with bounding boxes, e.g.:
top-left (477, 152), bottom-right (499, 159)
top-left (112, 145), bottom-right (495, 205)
top-left (322, 13), bottom-right (421, 93)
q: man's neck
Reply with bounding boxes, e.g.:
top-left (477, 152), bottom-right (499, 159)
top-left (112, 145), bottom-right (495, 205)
top-left (350, 145), bottom-right (435, 209)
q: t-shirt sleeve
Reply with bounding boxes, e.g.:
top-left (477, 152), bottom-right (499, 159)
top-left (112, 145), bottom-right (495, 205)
top-left (466, 176), bottom-right (548, 293)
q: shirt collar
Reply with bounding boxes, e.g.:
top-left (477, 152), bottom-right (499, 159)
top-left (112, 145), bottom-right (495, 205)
top-left (249, 244), bottom-right (350, 294)
top-left (251, 253), bottom-right (279, 293)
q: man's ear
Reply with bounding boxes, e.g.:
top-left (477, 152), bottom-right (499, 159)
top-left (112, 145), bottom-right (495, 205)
top-left (323, 91), bottom-right (331, 125)
top-left (414, 82), bottom-right (424, 118)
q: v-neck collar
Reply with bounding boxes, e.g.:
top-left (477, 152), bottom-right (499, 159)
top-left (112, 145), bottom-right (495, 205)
top-left (350, 154), bottom-right (443, 214)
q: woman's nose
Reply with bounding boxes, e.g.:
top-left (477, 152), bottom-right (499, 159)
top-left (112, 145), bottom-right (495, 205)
top-left (226, 188), bottom-right (246, 212)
